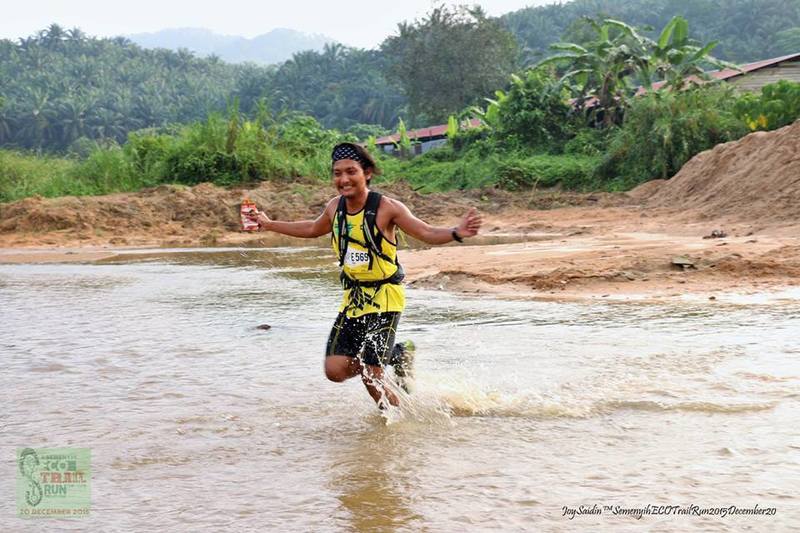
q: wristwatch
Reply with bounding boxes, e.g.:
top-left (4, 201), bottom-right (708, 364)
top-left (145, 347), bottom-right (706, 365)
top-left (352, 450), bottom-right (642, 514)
top-left (451, 228), bottom-right (464, 243)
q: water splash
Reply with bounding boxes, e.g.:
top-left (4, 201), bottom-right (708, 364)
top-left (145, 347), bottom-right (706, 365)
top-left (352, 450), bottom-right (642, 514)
top-left (378, 365), bottom-right (778, 423)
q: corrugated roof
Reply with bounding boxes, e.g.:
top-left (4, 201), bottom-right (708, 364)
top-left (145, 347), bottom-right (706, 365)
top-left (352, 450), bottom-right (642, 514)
top-left (375, 118), bottom-right (482, 145)
top-left (709, 51), bottom-right (800, 80)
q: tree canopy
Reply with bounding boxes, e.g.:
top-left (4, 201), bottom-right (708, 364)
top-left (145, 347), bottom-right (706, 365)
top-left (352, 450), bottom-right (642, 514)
top-left (382, 6), bottom-right (519, 124)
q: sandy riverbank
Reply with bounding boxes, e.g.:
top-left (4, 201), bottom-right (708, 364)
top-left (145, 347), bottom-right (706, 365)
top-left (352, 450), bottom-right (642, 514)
top-left (3, 201), bottom-right (799, 302)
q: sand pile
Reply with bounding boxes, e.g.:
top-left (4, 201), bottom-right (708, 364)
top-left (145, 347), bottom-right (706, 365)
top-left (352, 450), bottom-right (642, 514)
top-left (632, 120), bottom-right (800, 225)
top-left (0, 180), bottom-right (332, 245)
top-left (0, 176), bottom-right (624, 247)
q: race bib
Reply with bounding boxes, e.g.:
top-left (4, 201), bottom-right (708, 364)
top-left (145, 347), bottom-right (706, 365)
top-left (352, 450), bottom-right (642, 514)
top-left (345, 248), bottom-right (370, 267)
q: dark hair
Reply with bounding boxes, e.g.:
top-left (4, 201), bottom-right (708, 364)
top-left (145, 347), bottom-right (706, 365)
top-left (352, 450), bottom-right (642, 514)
top-left (331, 142), bottom-right (382, 180)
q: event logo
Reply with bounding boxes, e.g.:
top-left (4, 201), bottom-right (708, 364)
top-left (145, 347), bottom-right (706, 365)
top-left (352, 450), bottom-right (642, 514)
top-left (17, 448), bottom-right (91, 518)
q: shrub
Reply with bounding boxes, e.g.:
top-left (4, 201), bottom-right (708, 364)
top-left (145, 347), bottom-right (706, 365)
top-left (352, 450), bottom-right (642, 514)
top-left (124, 130), bottom-right (172, 182)
top-left (72, 144), bottom-right (143, 192)
top-left (345, 123), bottom-right (390, 141)
top-left (496, 154), bottom-right (599, 190)
top-left (449, 126), bottom-right (491, 153)
top-left (494, 69), bottom-right (578, 151)
top-left (596, 86), bottom-right (748, 189)
top-left (734, 80), bottom-right (800, 131)
top-left (0, 150), bottom-right (76, 201)
top-left (563, 128), bottom-right (610, 157)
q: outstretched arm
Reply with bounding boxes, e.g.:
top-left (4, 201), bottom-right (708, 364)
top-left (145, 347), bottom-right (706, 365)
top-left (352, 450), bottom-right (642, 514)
top-left (245, 198), bottom-right (335, 239)
top-left (391, 200), bottom-right (482, 245)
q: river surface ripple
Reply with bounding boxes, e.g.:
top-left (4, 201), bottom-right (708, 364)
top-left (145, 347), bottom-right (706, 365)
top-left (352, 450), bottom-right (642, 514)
top-left (2, 247), bottom-right (799, 532)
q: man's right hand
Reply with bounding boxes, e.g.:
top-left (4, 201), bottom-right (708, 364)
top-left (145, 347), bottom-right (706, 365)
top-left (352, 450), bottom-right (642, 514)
top-left (244, 208), bottom-right (271, 230)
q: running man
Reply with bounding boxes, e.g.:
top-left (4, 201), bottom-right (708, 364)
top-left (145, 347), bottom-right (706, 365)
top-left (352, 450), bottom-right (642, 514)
top-left (246, 142), bottom-right (482, 407)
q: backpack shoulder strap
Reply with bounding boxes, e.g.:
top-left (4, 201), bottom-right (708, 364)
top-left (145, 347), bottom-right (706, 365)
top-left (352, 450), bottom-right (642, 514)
top-left (335, 195), bottom-right (348, 266)
top-left (364, 191), bottom-right (382, 238)
top-left (362, 191), bottom-right (398, 267)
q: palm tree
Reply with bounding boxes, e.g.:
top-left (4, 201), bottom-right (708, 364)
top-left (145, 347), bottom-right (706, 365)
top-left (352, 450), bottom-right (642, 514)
top-left (57, 95), bottom-right (94, 147)
top-left (0, 96), bottom-right (12, 144)
top-left (66, 27), bottom-right (85, 43)
top-left (537, 16), bottom-right (739, 126)
top-left (640, 16), bottom-right (739, 91)
top-left (42, 24), bottom-right (66, 49)
top-left (17, 87), bottom-right (57, 149)
top-left (537, 18), bottom-right (646, 126)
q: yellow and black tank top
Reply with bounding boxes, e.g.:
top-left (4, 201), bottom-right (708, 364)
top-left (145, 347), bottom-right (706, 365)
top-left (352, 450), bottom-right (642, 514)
top-left (331, 204), bottom-right (405, 318)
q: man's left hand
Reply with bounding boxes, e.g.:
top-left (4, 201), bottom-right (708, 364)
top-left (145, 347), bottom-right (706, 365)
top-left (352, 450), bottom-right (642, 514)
top-left (456, 207), bottom-right (482, 238)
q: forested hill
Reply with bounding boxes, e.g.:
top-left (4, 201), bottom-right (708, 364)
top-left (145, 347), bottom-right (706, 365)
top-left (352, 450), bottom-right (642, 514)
top-left (502, 0), bottom-right (800, 62)
top-left (0, 26), bottom-right (401, 151)
top-left (126, 27), bottom-right (335, 65)
top-left (0, 28), bottom-right (247, 151)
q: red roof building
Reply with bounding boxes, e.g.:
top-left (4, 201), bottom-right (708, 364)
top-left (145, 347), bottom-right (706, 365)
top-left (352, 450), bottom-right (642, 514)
top-left (375, 118), bottom-right (482, 148)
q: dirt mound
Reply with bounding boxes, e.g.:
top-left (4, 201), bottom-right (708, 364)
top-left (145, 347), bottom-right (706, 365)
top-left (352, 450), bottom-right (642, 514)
top-left (0, 180), bottom-right (333, 246)
top-left (633, 120), bottom-right (800, 226)
top-left (0, 178), bottom-right (627, 247)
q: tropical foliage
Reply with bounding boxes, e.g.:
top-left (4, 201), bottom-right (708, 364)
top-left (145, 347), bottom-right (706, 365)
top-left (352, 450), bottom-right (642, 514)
top-left (538, 16), bottom-right (734, 126)
top-left (269, 44), bottom-right (405, 130)
top-left (479, 68), bottom-right (576, 150)
top-left (596, 86), bottom-right (748, 188)
top-left (3, 3), bottom-right (800, 201)
top-left (0, 108), bottom-right (349, 202)
top-left (378, 139), bottom-right (600, 193)
top-left (502, 0), bottom-right (800, 63)
top-left (3, 1), bottom-right (798, 154)
top-left (0, 25), bottom-right (241, 151)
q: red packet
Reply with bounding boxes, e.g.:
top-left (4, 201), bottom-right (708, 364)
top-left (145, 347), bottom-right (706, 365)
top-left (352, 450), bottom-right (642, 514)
top-left (240, 199), bottom-right (259, 231)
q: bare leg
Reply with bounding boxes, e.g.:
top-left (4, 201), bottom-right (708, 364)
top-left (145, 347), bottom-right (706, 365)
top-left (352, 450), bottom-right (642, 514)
top-left (325, 355), bottom-right (362, 382)
top-left (361, 364), bottom-right (400, 408)
top-left (324, 356), bottom-right (399, 408)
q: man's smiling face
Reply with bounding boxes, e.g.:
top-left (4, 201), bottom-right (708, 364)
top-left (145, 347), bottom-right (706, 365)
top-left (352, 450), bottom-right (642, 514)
top-left (332, 159), bottom-right (371, 198)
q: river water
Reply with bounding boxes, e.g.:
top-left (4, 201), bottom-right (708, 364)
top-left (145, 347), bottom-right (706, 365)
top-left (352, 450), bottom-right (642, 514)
top-left (2, 247), bottom-right (799, 531)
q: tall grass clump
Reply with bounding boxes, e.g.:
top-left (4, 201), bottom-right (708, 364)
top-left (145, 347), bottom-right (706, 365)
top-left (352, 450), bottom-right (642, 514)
top-left (379, 133), bottom-right (600, 192)
top-left (72, 144), bottom-right (147, 192)
top-left (1, 109), bottom-right (353, 202)
top-left (0, 145), bottom-right (161, 202)
top-left (0, 150), bottom-right (77, 202)
top-left (496, 153), bottom-right (599, 190)
top-left (157, 112), bottom-right (348, 185)
top-left (378, 142), bottom-right (500, 191)
top-left (596, 86), bottom-right (748, 189)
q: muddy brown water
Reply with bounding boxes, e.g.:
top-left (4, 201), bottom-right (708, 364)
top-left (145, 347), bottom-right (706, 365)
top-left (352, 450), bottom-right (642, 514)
top-left (2, 247), bottom-right (799, 531)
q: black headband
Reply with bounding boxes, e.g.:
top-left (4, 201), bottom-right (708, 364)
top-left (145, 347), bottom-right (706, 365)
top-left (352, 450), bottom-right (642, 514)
top-left (331, 144), bottom-right (368, 167)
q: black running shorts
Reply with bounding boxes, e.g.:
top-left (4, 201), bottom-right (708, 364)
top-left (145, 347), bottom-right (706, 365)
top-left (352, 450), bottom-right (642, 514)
top-left (325, 311), bottom-right (401, 367)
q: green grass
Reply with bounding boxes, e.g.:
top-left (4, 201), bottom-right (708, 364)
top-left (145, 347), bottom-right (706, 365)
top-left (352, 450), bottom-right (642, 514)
top-left (0, 148), bottom-right (162, 202)
top-left (0, 112), bottom-right (347, 203)
top-left (0, 150), bottom-right (77, 202)
top-left (378, 144), bottom-right (600, 192)
top-left (0, 84), bottom-right (765, 203)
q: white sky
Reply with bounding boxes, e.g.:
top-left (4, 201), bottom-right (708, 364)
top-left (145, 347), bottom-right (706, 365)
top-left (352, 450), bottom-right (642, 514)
top-left (2, 0), bottom-right (552, 49)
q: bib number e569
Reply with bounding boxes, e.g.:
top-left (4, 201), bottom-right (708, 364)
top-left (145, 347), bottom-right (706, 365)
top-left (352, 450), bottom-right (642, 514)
top-left (345, 249), bottom-right (370, 267)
